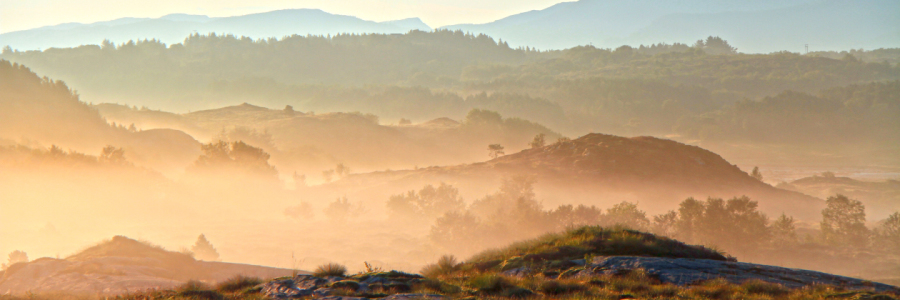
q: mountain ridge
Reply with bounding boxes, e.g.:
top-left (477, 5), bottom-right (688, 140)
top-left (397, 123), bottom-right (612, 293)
top-left (439, 0), bottom-right (899, 52)
top-left (0, 9), bottom-right (432, 50)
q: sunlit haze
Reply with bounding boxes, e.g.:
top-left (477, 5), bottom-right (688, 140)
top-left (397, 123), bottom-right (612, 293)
top-left (0, 0), bottom-right (565, 33)
top-left (1, 0), bottom-right (899, 298)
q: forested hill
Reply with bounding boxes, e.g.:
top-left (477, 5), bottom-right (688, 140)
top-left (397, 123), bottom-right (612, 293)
top-left (441, 0), bottom-right (900, 52)
top-left (2, 32), bottom-right (898, 166)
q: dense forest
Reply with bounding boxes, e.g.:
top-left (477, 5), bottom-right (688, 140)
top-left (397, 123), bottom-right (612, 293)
top-left (3, 33), bottom-right (897, 162)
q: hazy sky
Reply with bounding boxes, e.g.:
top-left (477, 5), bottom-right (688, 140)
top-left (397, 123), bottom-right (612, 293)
top-left (0, 0), bottom-right (568, 33)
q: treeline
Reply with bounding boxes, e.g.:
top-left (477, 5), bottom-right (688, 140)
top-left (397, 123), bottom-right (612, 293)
top-left (383, 177), bottom-right (900, 260)
top-left (675, 81), bottom-right (900, 146)
top-left (0, 30), bottom-right (543, 97)
top-left (2, 32), bottom-right (898, 152)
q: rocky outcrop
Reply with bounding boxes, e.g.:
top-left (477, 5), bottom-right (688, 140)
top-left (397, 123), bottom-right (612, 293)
top-left (570, 256), bottom-right (900, 292)
top-left (261, 271), bottom-right (447, 300)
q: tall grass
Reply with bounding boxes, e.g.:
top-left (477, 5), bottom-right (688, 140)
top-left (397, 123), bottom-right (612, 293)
top-left (313, 262), bottom-right (347, 277)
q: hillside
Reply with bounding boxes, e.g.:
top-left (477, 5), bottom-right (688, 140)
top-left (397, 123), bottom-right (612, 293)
top-left (96, 103), bottom-right (560, 176)
top-left (0, 9), bottom-right (431, 51)
top-left (0, 60), bottom-right (201, 174)
top-left (442, 0), bottom-right (900, 52)
top-left (111, 227), bottom-right (899, 300)
top-left (0, 236), bottom-right (295, 295)
top-left (3, 32), bottom-right (897, 169)
top-left (320, 133), bottom-right (824, 219)
top-left (780, 174), bottom-right (900, 220)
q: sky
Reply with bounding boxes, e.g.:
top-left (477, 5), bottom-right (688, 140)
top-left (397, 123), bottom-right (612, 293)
top-left (0, 0), bottom-right (568, 34)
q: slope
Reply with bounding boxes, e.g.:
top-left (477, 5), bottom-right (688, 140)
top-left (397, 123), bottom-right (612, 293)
top-left (0, 236), bottom-right (295, 295)
top-left (0, 59), bottom-right (200, 175)
top-left (321, 133), bottom-right (824, 219)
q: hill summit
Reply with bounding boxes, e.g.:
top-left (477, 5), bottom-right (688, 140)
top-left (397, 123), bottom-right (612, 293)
top-left (0, 236), bottom-right (293, 295)
top-left (324, 133), bottom-right (822, 219)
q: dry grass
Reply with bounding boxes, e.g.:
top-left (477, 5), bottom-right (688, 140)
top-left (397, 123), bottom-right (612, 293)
top-left (313, 262), bottom-right (347, 277)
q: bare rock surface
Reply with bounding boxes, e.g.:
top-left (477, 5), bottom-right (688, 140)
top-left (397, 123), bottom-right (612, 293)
top-left (262, 271), bottom-right (428, 299)
top-left (580, 256), bottom-right (899, 292)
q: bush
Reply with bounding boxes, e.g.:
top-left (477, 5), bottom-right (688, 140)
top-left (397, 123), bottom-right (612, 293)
top-left (468, 274), bottom-right (510, 293)
top-left (176, 280), bottom-right (224, 300)
top-left (420, 255), bottom-right (458, 277)
top-left (215, 275), bottom-right (263, 293)
top-left (739, 279), bottom-right (789, 296)
top-left (314, 263), bottom-right (347, 277)
top-left (537, 280), bottom-right (585, 295)
top-left (501, 287), bottom-right (534, 298)
top-left (177, 280), bottom-right (209, 292)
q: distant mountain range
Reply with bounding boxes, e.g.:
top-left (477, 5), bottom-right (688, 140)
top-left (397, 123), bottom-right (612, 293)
top-left (0, 9), bottom-right (431, 50)
top-left (1, 0), bottom-right (898, 53)
top-left (441, 0), bottom-right (900, 53)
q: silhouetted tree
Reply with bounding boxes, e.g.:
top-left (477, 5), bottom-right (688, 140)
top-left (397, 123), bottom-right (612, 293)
top-left (771, 213), bottom-right (798, 245)
top-left (292, 172), bottom-right (306, 188)
top-left (191, 234), bottom-right (219, 261)
top-left (530, 133), bottom-right (546, 149)
top-left (821, 194), bottom-right (869, 247)
top-left (387, 182), bottom-right (465, 219)
top-left (674, 196), bottom-right (769, 251)
top-left (2, 250), bottom-right (28, 270)
top-left (192, 140), bottom-right (277, 178)
top-left (488, 144), bottom-right (505, 158)
top-left (652, 211), bottom-right (678, 236)
top-left (429, 211), bottom-right (484, 254)
top-left (335, 163), bottom-right (350, 177)
top-left (694, 36), bottom-right (737, 55)
top-left (605, 202), bottom-right (650, 230)
top-left (99, 145), bottom-right (127, 165)
top-left (324, 196), bottom-right (364, 221)
top-left (876, 212), bottom-right (900, 252)
top-left (750, 166), bottom-right (763, 181)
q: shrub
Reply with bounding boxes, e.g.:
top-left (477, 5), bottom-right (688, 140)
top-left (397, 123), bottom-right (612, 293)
top-left (420, 255), bottom-right (458, 277)
top-left (314, 263), bottom-right (347, 277)
top-left (537, 280), bottom-right (585, 295)
top-left (501, 287), bottom-right (534, 298)
top-left (740, 279), bottom-right (789, 296)
top-left (176, 280), bottom-right (224, 300)
top-left (468, 274), bottom-right (510, 293)
top-left (215, 275), bottom-right (263, 293)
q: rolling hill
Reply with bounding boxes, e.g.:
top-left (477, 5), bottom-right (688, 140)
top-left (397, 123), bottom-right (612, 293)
top-left (0, 59), bottom-right (200, 174)
top-left (318, 133), bottom-right (824, 220)
top-left (0, 236), bottom-right (295, 294)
